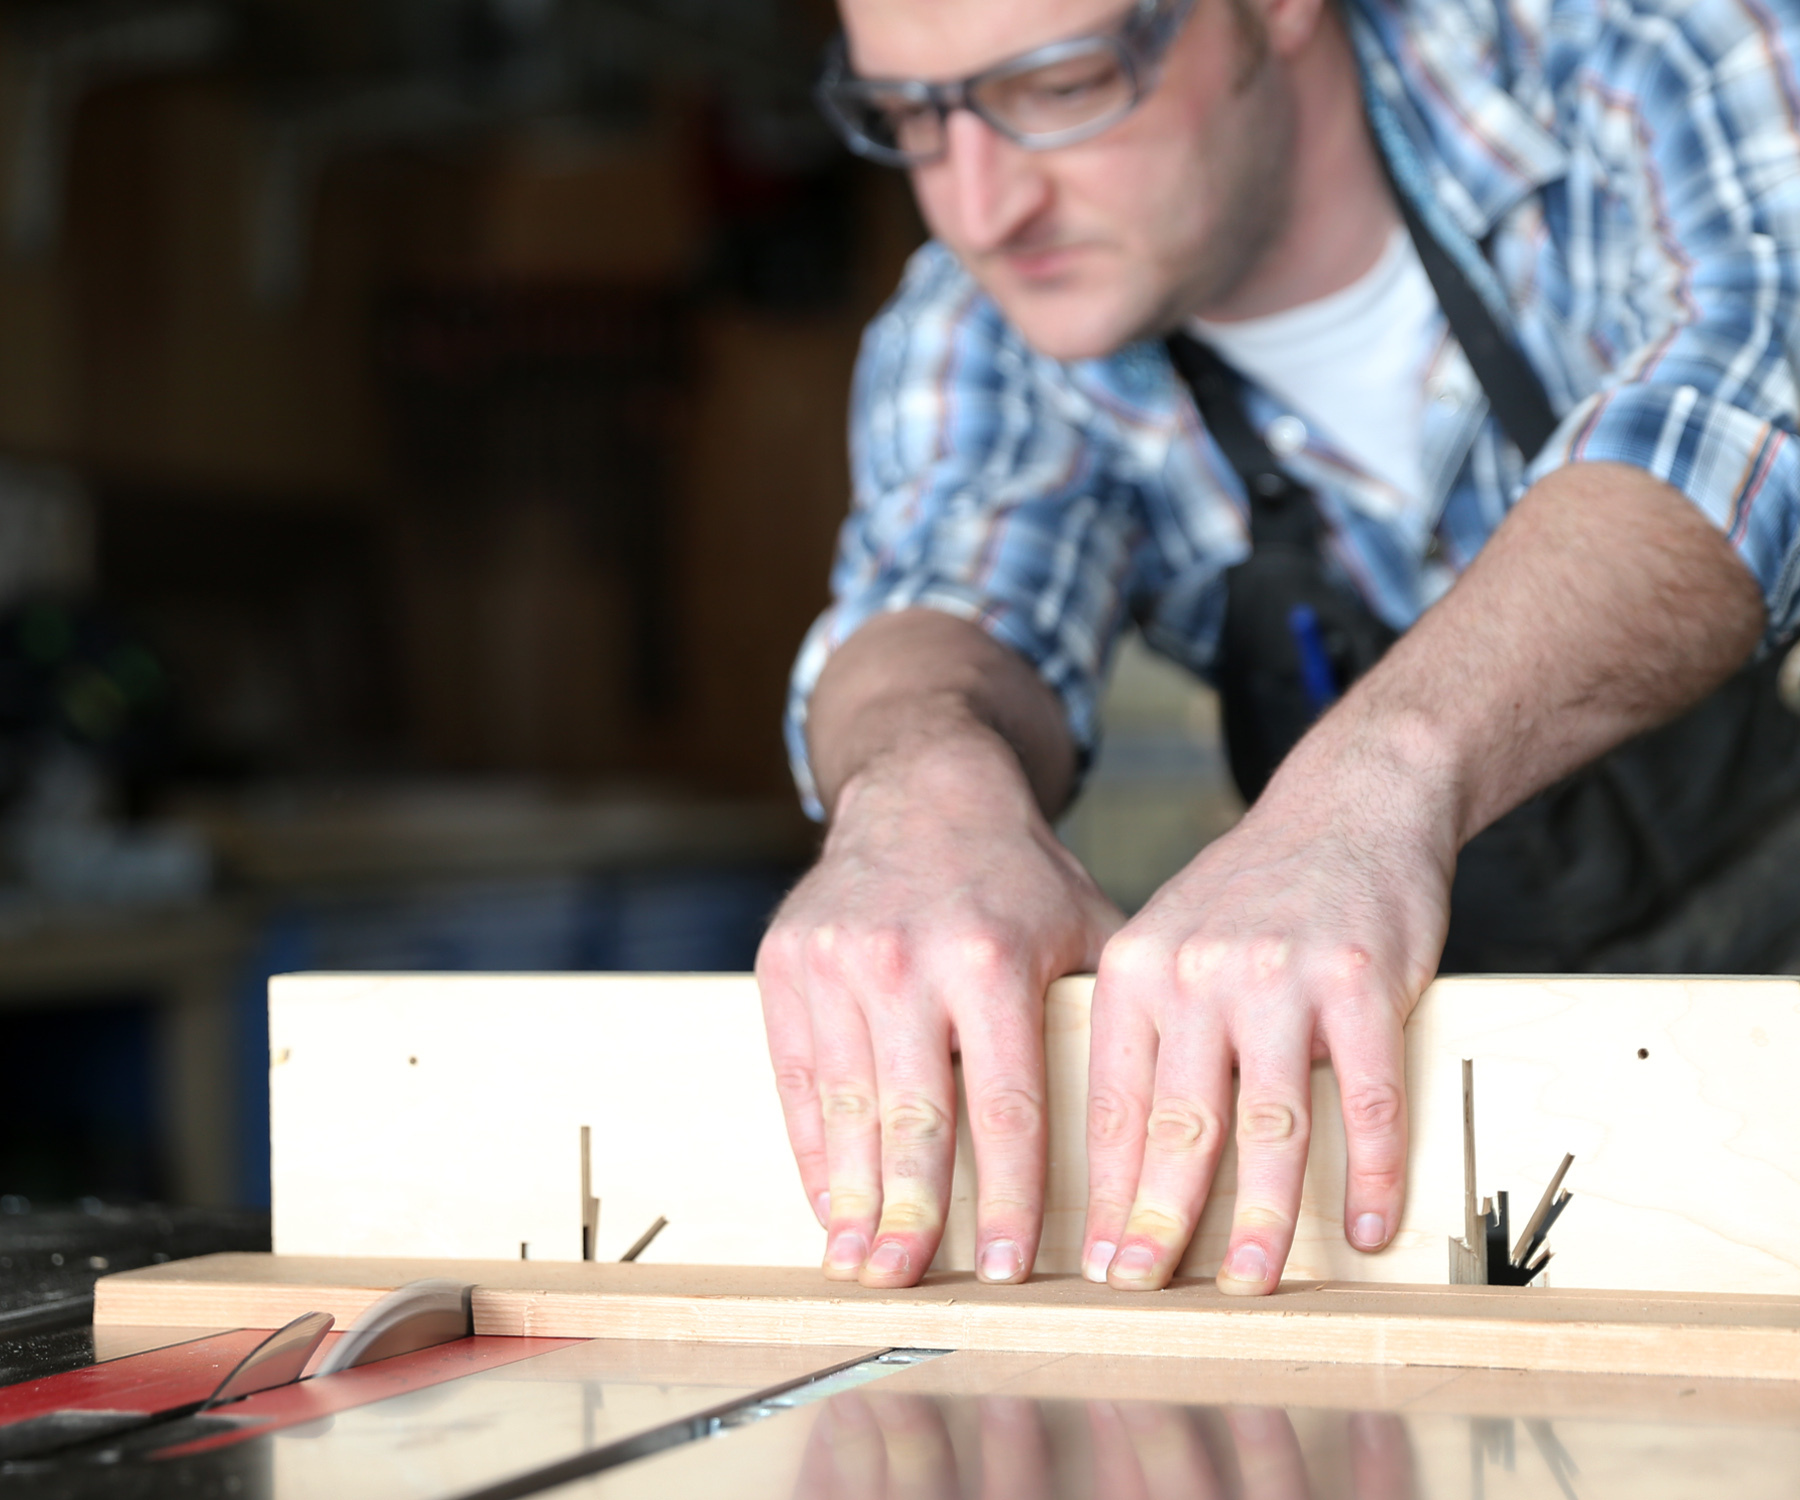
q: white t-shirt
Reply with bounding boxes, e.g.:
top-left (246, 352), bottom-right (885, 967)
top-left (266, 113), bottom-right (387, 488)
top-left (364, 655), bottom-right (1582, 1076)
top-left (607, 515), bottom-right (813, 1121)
top-left (1190, 227), bottom-right (1439, 514)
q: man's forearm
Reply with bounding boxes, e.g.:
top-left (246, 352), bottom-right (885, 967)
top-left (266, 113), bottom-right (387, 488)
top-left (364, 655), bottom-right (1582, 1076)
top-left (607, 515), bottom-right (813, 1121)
top-left (1285, 461), bottom-right (1766, 845)
top-left (807, 609), bottom-right (1080, 819)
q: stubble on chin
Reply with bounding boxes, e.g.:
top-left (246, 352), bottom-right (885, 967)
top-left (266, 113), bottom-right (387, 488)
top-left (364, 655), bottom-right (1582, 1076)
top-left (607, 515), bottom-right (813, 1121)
top-left (1180, 142), bottom-right (1295, 332)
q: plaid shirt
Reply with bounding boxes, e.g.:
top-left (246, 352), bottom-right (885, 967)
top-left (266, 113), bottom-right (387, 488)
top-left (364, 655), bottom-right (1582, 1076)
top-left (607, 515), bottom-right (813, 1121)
top-left (786, 0), bottom-right (1800, 818)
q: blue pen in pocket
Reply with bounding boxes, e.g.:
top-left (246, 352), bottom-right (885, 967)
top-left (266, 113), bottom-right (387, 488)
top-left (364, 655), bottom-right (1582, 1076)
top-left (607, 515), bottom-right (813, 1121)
top-left (1288, 602), bottom-right (1339, 717)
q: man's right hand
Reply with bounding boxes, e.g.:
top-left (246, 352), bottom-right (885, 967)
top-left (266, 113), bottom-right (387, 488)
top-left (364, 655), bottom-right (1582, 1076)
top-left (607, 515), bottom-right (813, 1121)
top-left (757, 740), bottom-right (1120, 1286)
top-left (758, 611), bottom-right (1120, 1288)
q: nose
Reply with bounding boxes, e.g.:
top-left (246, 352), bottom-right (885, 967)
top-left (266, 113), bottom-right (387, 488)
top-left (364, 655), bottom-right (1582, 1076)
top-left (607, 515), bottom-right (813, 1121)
top-left (935, 109), bottom-right (1052, 253)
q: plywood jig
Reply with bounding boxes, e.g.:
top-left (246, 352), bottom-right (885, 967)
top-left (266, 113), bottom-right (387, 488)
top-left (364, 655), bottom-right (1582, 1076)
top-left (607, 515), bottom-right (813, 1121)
top-left (270, 972), bottom-right (1800, 1295)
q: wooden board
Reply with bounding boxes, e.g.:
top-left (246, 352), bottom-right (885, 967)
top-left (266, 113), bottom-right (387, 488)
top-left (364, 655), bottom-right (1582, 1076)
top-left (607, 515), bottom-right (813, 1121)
top-left (270, 972), bottom-right (1800, 1295)
top-left (92, 1254), bottom-right (1800, 1384)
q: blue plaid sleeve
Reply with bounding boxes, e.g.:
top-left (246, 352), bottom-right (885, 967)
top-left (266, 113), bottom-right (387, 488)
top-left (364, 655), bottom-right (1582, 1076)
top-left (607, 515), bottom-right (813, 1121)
top-left (784, 244), bottom-right (1145, 819)
top-left (1526, 0), bottom-right (1800, 642)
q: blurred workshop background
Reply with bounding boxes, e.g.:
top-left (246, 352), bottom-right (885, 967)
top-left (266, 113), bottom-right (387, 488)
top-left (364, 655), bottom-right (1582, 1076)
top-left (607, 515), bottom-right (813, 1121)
top-left (0, 0), bottom-right (1240, 1220)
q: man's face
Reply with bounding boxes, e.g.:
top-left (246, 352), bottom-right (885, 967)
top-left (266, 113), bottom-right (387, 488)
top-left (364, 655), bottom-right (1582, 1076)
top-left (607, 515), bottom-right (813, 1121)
top-left (840, 0), bottom-right (1302, 361)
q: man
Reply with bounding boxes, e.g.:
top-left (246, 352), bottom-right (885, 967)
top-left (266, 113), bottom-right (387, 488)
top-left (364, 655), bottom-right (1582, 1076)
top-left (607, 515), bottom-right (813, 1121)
top-left (755, 0), bottom-right (1800, 1298)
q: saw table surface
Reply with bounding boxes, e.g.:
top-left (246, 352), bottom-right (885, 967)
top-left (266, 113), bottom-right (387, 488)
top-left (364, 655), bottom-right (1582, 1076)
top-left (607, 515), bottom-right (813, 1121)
top-left (562, 1347), bottom-right (1800, 1500)
top-left (17, 1251), bottom-right (1792, 1492)
top-left (8, 1319), bottom-right (1800, 1498)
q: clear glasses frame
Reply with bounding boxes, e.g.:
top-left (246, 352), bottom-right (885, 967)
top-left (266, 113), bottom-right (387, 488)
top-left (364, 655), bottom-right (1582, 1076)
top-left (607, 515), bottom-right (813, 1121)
top-left (815, 0), bottom-right (1198, 168)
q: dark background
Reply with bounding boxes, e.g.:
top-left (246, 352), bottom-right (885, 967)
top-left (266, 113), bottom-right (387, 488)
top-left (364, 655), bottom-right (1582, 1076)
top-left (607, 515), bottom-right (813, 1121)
top-left (0, 0), bottom-right (928, 1212)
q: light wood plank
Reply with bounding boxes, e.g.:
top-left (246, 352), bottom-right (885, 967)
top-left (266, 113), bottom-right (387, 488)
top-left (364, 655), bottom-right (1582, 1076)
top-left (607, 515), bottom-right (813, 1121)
top-left (90, 1325), bottom-right (237, 1362)
top-left (270, 972), bottom-right (1800, 1294)
top-left (93, 1254), bottom-right (1800, 1382)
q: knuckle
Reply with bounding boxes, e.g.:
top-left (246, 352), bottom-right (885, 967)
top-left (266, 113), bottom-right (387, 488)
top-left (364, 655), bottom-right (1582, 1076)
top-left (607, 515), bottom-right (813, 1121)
top-left (1342, 1081), bottom-right (1405, 1138)
top-left (858, 928), bottom-right (911, 990)
top-left (1122, 1205), bottom-right (1189, 1241)
top-left (1237, 1099), bottom-right (1303, 1145)
top-left (752, 928), bottom-right (789, 980)
top-left (756, 919), bottom-right (817, 986)
top-left (1087, 1087), bottom-right (1142, 1147)
top-left (1351, 1159), bottom-right (1406, 1196)
top-left (1243, 936), bottom-right (1294, 981)
top-left (875, 1201), bottom-right (941, 1238)
top-left (1233, 1204), bottom-right (1294, 1233)
top-left (1098, 930), bottom-right (1159, 985)
top-left (1145, 1097), bottom-right (1224, 1155)
top-left (772, 1064), bottom-right (817, 1105)
top-left (803, 924), bottom-right (847, 983)
top-left (976, 1190), bottom-right (1038, 1220)
top-left (883, 1093), bottom-right (953, 1147)
top-left (1085, 1190), bottom-right (1135, 1220)
top-left (828, 1185), bottom-right (880, 1219)
top-left (955, 931), bottom-right (1015, 988)
top-left (822, 1089), bottom-right (877, 1128)
top-left (973, 1085), bottom-right (1044, 1143)
top-left (1173, 938), bottom-right (1230, 987)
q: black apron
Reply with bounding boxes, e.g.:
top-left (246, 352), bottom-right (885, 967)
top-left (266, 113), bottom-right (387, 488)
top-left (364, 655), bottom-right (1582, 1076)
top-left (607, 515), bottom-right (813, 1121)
top-left (1163, 185), bottom-right (1800, 975)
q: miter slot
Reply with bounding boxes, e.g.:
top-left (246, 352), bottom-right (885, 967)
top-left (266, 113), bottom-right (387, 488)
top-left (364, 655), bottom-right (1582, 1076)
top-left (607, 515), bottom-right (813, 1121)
top-left (430, 1348), bottom-right (947, 1500)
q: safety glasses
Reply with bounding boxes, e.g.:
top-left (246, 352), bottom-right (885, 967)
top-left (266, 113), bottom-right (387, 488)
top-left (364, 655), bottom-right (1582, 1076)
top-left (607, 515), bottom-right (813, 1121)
top-left (816, 0), bottom-right (1198, 167)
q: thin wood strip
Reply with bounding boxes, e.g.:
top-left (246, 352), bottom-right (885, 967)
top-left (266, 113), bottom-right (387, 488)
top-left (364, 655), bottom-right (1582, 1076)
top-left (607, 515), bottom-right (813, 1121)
top-left (94, 1255), bottom-right (1800, 1383)
top-left (476, 1288), bottom-right (1800, 1382)
top-left (95, 1281), bottom-right (394, 1335)
top-left (95, 1255), bottom-right (1800, 1323)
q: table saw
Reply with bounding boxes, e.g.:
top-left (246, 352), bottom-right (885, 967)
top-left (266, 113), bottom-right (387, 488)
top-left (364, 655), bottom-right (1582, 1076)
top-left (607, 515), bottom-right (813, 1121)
top-left (7, 971), bottom-right (1800, 1497)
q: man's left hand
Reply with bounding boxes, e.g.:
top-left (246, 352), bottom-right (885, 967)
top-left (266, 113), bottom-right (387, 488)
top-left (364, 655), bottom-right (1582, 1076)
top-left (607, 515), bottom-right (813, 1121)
top-left (1082, 463), bottom-right (1767, 1293)
top-left (1079, 712), bottom-right (1456, 1293)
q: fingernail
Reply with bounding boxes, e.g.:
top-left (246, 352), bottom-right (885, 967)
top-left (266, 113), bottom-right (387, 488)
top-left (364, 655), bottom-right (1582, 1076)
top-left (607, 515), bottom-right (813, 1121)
top-left (979, 1239), bottom-right (1023, 1282)
top-left (1220, 1243), bottom-right (1269, 1287)
top-left (825, 1231), bottom-right (867, 1273)
top-left (813, 1192), bottom-right (831, 1228)
top-left (1082, 1240), bottom-right (1117, 1283)
top-left (866, 1240), bottom-right (910, 1278)
top-left (1352, 1212), bottom-right (1386, 1249)
top-left (1109, 1243), bottom-right (1157, 1283)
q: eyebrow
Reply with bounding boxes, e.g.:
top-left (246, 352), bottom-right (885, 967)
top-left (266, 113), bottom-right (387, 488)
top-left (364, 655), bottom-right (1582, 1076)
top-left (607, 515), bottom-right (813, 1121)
top-left (844, 0), bottom-right (1141, 84)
